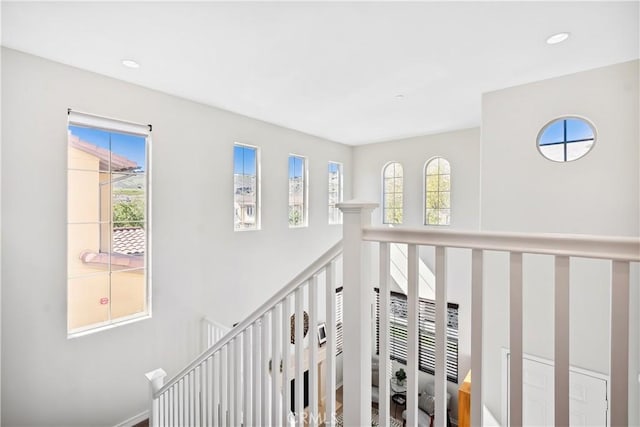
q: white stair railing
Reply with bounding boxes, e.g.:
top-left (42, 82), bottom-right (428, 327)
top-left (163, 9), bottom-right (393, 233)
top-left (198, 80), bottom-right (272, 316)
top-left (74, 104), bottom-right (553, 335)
top-left (148, 240), bottom-right (342, 427)
top-left (202, 318), bottom-right (232, 351)
top-left (339, 201), bottom-right (639, 427)
top-left (147, 200), bottom-right (639, 427)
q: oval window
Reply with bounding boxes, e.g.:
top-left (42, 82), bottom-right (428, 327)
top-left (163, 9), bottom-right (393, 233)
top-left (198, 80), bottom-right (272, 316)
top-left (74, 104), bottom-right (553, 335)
top-left (537, 117), bottom-right (596, 162)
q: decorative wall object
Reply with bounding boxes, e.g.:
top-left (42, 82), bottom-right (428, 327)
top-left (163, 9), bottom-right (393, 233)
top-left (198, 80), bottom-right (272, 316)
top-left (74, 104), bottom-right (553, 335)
top-left (290, 311), bottom-right (309, 344)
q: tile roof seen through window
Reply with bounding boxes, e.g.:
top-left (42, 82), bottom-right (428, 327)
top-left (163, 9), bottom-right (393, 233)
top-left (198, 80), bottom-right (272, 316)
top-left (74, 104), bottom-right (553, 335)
top-left (113, 227), bottom-right (145, 255)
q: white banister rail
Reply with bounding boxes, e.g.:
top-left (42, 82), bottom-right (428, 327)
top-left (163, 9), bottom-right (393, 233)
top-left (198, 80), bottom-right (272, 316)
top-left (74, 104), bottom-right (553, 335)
top-left (362, 226), bottom-right (640, 261)
top-left (148, 240), bottom-right (343, 427)
top-left (358, 221), bottom-right (638, 427)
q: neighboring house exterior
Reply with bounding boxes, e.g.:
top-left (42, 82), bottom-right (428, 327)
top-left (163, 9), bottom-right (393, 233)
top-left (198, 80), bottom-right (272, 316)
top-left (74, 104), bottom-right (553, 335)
top-left (67, 135), bottom-right (146, 331)
top-left (234, 173), bottom-right (257, 229)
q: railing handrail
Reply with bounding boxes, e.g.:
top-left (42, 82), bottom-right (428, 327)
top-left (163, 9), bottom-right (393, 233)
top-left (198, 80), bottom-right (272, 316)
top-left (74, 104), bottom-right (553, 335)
top-left (363, 226), bottom-right (640, 262)
top-left (155, 239), bottom-right (343, 397)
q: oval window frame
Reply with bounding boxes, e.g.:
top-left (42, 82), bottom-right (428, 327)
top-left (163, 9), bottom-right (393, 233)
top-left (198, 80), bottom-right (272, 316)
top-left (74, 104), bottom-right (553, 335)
top-left (536, 116), bottom-right (597, 163)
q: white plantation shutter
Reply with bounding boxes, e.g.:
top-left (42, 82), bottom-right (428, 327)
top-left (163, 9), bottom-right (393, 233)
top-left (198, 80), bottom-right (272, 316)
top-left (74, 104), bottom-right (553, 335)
top-left (375, 289), bottom-right (459, 383)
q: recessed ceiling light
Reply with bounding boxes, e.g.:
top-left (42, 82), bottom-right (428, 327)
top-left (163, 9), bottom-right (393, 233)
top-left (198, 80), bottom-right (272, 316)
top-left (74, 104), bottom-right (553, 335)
top-left (546, 32), bottom-right (570, 45)
top-left (395, 94), bottom-right (405, 99)
top-left (121, 59), bottom-right (140, 69)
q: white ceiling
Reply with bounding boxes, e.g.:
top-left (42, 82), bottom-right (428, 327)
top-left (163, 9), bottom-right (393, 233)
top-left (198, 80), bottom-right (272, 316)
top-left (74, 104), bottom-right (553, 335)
top-left (2, 1), bottom-right (638, 145)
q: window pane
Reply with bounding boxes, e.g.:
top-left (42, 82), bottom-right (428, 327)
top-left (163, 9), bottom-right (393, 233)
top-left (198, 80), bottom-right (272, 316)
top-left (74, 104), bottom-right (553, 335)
top-left (426, 160), bottom-right (439, 175)
top-left (383, 164), bottom-right (394, 178)
top-left (439, 174), bottom-right (450, 191)
top-left (67, 170), bottom-right (106, 223)
top-left (439, 192), bottom-right (450, 209)
top-left (566, 118), bottom-right (594, 141)
top-left (566, 140), bottom-right (594, 161)
top-left (539, 144), bottom-right (565, 162)
top-left (68, 223), bottom-right (105, 277)
top-left (68, 126), bottom-right (112, 172)
top-left (426, 192), bottom-right (439, 209)
top-left (235, 145), bottom-right (259, 230)
top-left (111, 269), bottom-right (146, 320)
top-left (328, 162), bottom-right (342, 225)
top-left (68, 274), bottom-right (110, 331)
top-left (289, 155), bottom-right (306, 227)
top-left (439, 209), bottom-right (450, 225)
top-left (438, 158), bottom-right (450, 174)
top-left (539, 120), bottom-right (564, 145)
top-left (382, 162), bottom-right (403, 224)
top-left (112, 173), bottom-right (146, 224)
top-left (426, 175), bottom-right (438, 192)
top-left (110, 132), bottom-right (147, 172)
top-left (112, 223), bottom-right (146, 267)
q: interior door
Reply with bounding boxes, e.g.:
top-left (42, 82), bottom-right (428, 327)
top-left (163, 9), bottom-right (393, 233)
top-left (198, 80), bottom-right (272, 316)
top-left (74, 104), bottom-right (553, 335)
top-left (506, 354), bottom-right (608, 426)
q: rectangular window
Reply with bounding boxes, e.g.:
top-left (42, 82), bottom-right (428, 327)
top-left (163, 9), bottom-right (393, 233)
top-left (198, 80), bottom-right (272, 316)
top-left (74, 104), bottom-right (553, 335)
top-left (374, 289), bottom-right (459, 383)
top-left (328, 162), bottom-right (343, 225)
top-left (288, 154), bottom-right (307, 227)
top-left (67, 111), bottom-right (151, 336)
top-left (234, 144), bottom-right (260, 231)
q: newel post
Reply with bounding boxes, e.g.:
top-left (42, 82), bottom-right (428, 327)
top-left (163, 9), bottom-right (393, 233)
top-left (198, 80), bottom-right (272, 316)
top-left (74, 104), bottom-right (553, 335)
top-left (145, 368), bottom-right (167, 427)
top-left (337, 200), bottom-right (378, 427)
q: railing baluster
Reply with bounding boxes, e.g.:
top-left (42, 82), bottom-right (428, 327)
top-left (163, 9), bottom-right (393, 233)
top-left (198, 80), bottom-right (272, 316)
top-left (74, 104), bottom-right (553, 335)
top-left (200, 358), bottom-right (211, 426)
top-left (435, 246), bottom-right (448, 427)
top-left (509, 252), bottom-right (523, 427)
top-left (222, 347), bottom-right (228, 426)
top-left (182, 373), bottom-right (191, 425)
top-left (191, 371), bottom-right (196, 427)
top-left (325, 261), bottom-right (336, 426)
top-left (295, 285), bottom-right (305, 427)
top-left (198, 366), bottom-right (204, 427)
top-left (610, 260), bottom-right (630, 427)
top-left (160, 391), bottom-right (165, 427)
top-left (309, 274), bottom-right (319, 427)
top-left (228, 341), bottom-right (235, 427)
top-left (213, 352), bottom-right (219, 426)
top-left (261, 313), bottom-right (270, 425)
top-left (179, 379), bottom-right (184, 427)
top-left (379, 242), bottom-right (391, 427)
top-left (234, 337), bottom-right (242, 427)
top-left (207, 355), bottom-right (214, 426)
top-left (253, 321), bottom-right (261, 425)
top-left (271, 304), bottom-right (281, 427)
top-left (243, 327), bottom-right (253, 427)
top-left (555, 256), bottom-right (570, 427)
top-left (406, 244), bottom-right (419, 426)
top-left (282, 295), bottom-right (291, 424)
top-left (471, 249), bottom-right (484, 427)
top-left (170, 386), bottom-right (175, 427)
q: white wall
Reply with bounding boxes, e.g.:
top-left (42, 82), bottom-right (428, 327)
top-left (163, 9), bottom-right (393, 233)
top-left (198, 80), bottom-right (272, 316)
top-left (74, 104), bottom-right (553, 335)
top-left (352, 128), bottom-right (481, 422)
top-left (352, 128), bottom-right (481, 230)
top-left (1, 48), bottom-right (351, 426)
top-left (481, 60), bottom-right (640, 424)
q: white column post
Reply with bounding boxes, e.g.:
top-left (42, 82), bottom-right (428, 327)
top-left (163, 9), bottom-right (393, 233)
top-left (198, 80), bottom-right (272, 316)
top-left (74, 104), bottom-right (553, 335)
top-left (145, 368), bottom-right (167, 427)
top-left (337, 201), bottom-right (378, 427)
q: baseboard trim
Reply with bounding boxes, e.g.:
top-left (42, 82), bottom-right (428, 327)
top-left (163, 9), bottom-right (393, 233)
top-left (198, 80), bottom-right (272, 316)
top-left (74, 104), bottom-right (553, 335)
top-left (113, 410), bottom-right (149, 427)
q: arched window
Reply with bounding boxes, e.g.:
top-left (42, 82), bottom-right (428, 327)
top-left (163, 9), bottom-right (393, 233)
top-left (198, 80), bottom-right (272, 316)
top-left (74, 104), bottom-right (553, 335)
top-left (425, 157), bottom-right (450, 225)
top-left (382, 162), bottom-right (403, 224)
